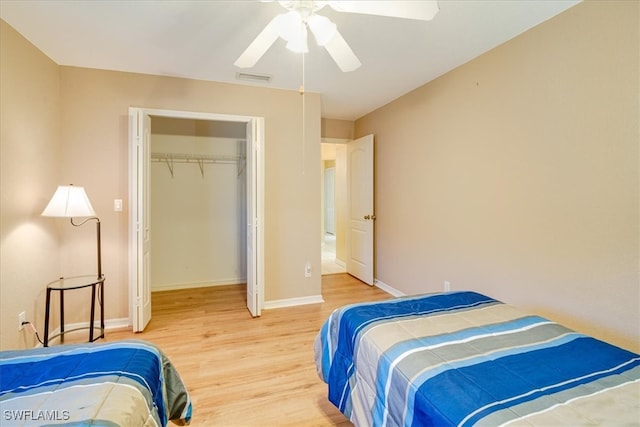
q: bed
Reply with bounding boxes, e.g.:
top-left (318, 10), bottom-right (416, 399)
top-left (0, 339), bottom-right (192, 426)
top-left (314, 291), bottom-right (640, 426)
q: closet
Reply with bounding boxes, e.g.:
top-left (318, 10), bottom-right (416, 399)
top-left (149, 117), bottom-right (247, 291)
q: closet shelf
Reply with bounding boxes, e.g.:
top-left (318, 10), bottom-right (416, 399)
top-left (151, 152), bottom-right (245, 178)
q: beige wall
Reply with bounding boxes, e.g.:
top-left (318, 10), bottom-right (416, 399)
top-left (0, 20), bottom-right (62, 349)
top-left (321, 118), bottom-right (354, 140)
top-left (356, 0), bottom-right (639, 351)
top-left (1, 19), bottom-right (322, 350)
top-left (59, 68), bottom-right (322, 321)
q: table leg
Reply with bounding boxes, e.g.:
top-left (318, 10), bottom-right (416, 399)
top-left (44, 288), bottom-right (51, 347)
top-left (99, 279), bottom-right (105, 339)
top-left (59, 289), bottom-right (64, 344)
top-left (90, 283), bottom-right (96, 342)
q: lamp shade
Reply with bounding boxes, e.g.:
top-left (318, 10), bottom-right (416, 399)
top-left (41, 185), bottom-right (96, 218)
top-left (285, 25), bottom-right (309, 53)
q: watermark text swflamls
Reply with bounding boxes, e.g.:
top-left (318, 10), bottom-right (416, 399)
top-left (4, 409), bottom-right (71, 422)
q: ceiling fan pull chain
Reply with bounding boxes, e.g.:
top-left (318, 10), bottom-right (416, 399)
top-left (301, 50), bottom-right (306, 175)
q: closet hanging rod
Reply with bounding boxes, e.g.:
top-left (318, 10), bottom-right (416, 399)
top-left (151, 152), bottom-right (246, 179)
top-left (151, 152), bottom-right (244, 164)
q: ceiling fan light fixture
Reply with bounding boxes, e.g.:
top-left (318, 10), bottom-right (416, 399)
top-left (275, 10), bottom-right (301, 41)
top-left (285, 24), bottom-right (309, 53)
top-left (274, 10), bottom-right (309, 53)
top-left (307, 14), bottom-right (337, 46)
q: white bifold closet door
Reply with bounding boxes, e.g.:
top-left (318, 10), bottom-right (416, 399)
top-left (129, 108), bottom-right (264, 332)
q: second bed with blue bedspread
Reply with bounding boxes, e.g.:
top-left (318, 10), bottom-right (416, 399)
top-left (314, 291), bottom-right (639, 426)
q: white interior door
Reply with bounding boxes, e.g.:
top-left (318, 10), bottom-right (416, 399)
top-left (246, 118), bottom-right (264, 317)
top-left (346, 134), bottom-right (375, 285)
top-left (131, 109), bottom-right (152, 331)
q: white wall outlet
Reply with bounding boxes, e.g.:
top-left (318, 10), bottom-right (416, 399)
top-left (444, 281), bottom-right (451, 292)
top-left (305, 262), bottom-right (312, 278)
top-left (18, 311), bottom-right (26, 331)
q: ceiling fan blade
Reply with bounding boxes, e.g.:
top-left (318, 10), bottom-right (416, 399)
top-left (234, 15), bottom-right (281, 68)
top-left (323, 29), bottom-right (361, 72)
top-left (328, 1), bottom-right (439, 21)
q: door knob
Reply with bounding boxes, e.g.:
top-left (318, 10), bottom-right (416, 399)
top-left (364, 215), bottom-right (370, 220)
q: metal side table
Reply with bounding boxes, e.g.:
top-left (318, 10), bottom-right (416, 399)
top-left (43, 275), bottom-right (105, 347)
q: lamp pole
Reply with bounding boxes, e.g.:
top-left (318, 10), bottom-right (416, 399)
top-left (71, 217), bottom-right (102, 278)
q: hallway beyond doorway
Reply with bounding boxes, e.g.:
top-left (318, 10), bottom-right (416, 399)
top-left (322, 233), bottom-right (346, 275)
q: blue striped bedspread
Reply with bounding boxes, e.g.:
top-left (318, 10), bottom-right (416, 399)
top-left (314, 291), bottom-right (640, 426)
top-left (0, 339), bottom-right (192, 426)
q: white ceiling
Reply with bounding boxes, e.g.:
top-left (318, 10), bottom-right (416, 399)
top-left (0, 0), bottom-right (581, 120)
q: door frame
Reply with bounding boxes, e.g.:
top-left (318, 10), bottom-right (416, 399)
top-left (128, 107), bottom-right (264, 330)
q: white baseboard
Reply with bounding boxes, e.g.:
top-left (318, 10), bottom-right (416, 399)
top-left (152, 278), bottom-right (246, 292)
top-left (263, 294), bottom-right (324, 309)
top-left (105, 317), bottom-right (130, 330)
top-left (373, 279), bottom-right (405, 297)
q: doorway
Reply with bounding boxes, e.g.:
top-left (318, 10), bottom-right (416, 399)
top-left (149, 117), bottom-right (246, 292)
top-left (129, 108), bottom-right (264, 331)
top-left (321, 142), bottom-right (346, 274)
top-left (321, 135), bottom-right (375, 283)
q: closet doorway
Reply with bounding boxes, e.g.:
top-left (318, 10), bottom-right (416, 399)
top-left (129, 108), bottom-right (264, 332)
top-left (150, 117), bottom-right (246, 292)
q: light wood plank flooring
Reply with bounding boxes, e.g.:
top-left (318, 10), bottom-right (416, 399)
top-left (106, 273), bottom-right (391, 426)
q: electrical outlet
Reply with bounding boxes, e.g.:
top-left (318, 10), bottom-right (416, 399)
top-left (444, 281), bottom-right (451, 292)
top-left (18, 311), bottom-right (26, 331)
top-left (305, 262), bottom-right (311, 278)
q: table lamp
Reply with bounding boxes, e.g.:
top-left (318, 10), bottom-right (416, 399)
top-left (41, 185), bottom-right (102, 279)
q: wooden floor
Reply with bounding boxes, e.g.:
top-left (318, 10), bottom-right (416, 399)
top-left (106, 273), bottom-right (391, 426)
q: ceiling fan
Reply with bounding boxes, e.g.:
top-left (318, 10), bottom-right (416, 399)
top-left (234, 1), bottom-right (439, 72)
